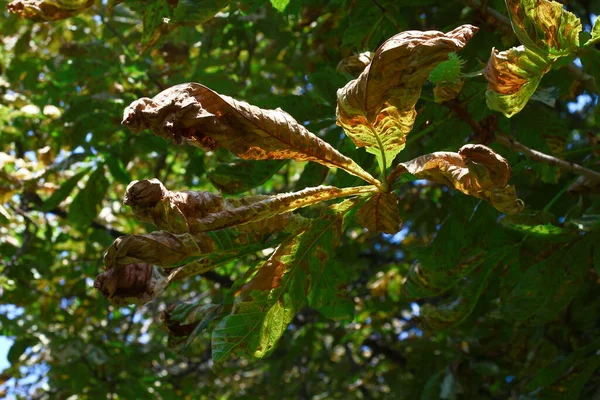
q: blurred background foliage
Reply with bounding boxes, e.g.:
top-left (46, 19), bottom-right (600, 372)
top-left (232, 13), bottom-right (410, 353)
top-left (1, 0), bottom-right (600, 398)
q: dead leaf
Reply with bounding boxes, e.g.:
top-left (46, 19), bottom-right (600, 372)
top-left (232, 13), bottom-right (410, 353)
top-left (337, 51), bottom-right (373, 76)
top-left (398, 144), bottom-right (523, 214)
top-left (124, 178), bottom-right (377, 234)
top-left (336, 25), bottom-right (478, 170)
top-left (356, 192), bottom-right (401, 234)
top-left (94, 263), bottom-right (168, 306)
top-left (7, 0), bottom-right (95, 21)
top-left (122, 83), bottom-right (380, 187)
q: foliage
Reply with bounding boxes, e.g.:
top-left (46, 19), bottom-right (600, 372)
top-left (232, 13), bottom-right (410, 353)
top-left (1, 0), bottom-right (600, 399)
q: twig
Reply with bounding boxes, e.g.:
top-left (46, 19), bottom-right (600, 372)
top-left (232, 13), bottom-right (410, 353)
top-left (495, 134), bottom-right (600, 181)
top-left (445, 100), bottom-right (600, 182)
top-left (458, 0), bottom-right (598, 94)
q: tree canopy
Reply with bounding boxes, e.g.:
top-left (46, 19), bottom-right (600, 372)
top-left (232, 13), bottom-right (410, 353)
top-left (2, 0), bottom-right (600, 399)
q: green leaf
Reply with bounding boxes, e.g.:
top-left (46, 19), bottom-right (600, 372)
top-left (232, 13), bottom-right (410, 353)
top-left (294, 162), bottom-right (329, 191)
top-left (419, 253), bottom-right (502, 329)
top-left (105, 156), bottom-right (131, 185)
top-left (211, 231), bottom-right (310, 362)
top-left (211, 199), bottom-right (359, 361)
top-left (42, 168), bottom-right (92, 212)
top-left (500, 211), bottom-right (571, 236)
top-left (584, 17), bottom-right (600, 46)
top-left (207, 159), bottom-right (285, 194)
top-left (505, 0), bottom-right (581, 57)
top-left (484, 0), bottom-right (583, 117)
top-left (270, 0), bottom-right (290, 12)
top-left (68, 165), bottom-right (109, 227)
top-left (172, 0), bottom-right (229, 24)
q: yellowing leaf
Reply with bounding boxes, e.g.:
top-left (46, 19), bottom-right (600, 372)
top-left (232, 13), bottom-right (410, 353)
top-left (336, 25), bottom-right (478, 170)
top-left (485, 0), bottom-right (583, 117)
top-left (356, 192), bottom-right (401, 234)
top-left (398, 144), bottom-right (524, 214)
top-left (7, 0), bottom-right (94, 21)
top-left (484, 46), bottom-right (550, 117)
top-left (585, 17), bottom-right (600, 46)
top-left (505, 0), bottom-right (581, 57)
top-left (124, 178), bottom-right (377, 234)
top-left (122, 83), bottom-right (380, 187)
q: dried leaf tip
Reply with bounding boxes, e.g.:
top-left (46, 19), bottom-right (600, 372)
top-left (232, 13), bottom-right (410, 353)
top-left (94, 263), bottom-right (168, 306)
top-left (7, 0), bottom-right (94, 21)
top-left (124, 179), bottom-right (167, 208)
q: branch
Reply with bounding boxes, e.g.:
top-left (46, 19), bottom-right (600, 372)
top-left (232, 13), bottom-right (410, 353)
top-left (458, 0), bottom-right (598, 94)
top-left (446, 99), bottom-right (600, 181)
top-left (495, 133), bottom-right (600, 181)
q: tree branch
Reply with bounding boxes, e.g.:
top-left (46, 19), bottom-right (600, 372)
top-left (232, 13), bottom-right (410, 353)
top-left (495, 133), bottom-right (600, 181)
top-left (445, 100), bottom-right (600, 181)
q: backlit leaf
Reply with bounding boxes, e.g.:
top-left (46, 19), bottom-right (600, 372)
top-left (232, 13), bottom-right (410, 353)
top-left (484, 0), bottom-right (582, 117)
top-left (122, 83), bottom-right (380, 187)
top-left (336, 25), bottom-right (478, 170)
top-left (356, 192), bottom-right (401, 234)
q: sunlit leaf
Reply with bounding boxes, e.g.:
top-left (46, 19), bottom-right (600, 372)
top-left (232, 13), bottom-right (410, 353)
top-left (122, 83), bottom-right (380, 186)
top-left (484, 0), bottom-right (582, 117)
top-left (124, 178), bottom-right (377, 234)
top-left (397, 144), bottom-right (523, 214)
top-left (336, 25), bottom-right (478, 170)
top-left (7, 0), bottom-right (94, 21)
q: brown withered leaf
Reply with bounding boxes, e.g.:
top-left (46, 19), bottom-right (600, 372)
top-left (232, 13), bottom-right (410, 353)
top-left (398, 144), bottom-right (523, 214)
top-left (7, 0), bottom-right (94, 21)
top-left (125, 178), bottom-right (377, 234)
top-left (122, 83), bottom-right (380, 187)
top-left (103, 231), bottom-right (216, 269)
top-left (94, 263), bottom-right (168, 306)
top-left (336, 25), bottom-right (478, 170)
top-left (336, 51), bottom-right (373, 76)
top-left (356, 192), bottom-right (401, 234)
